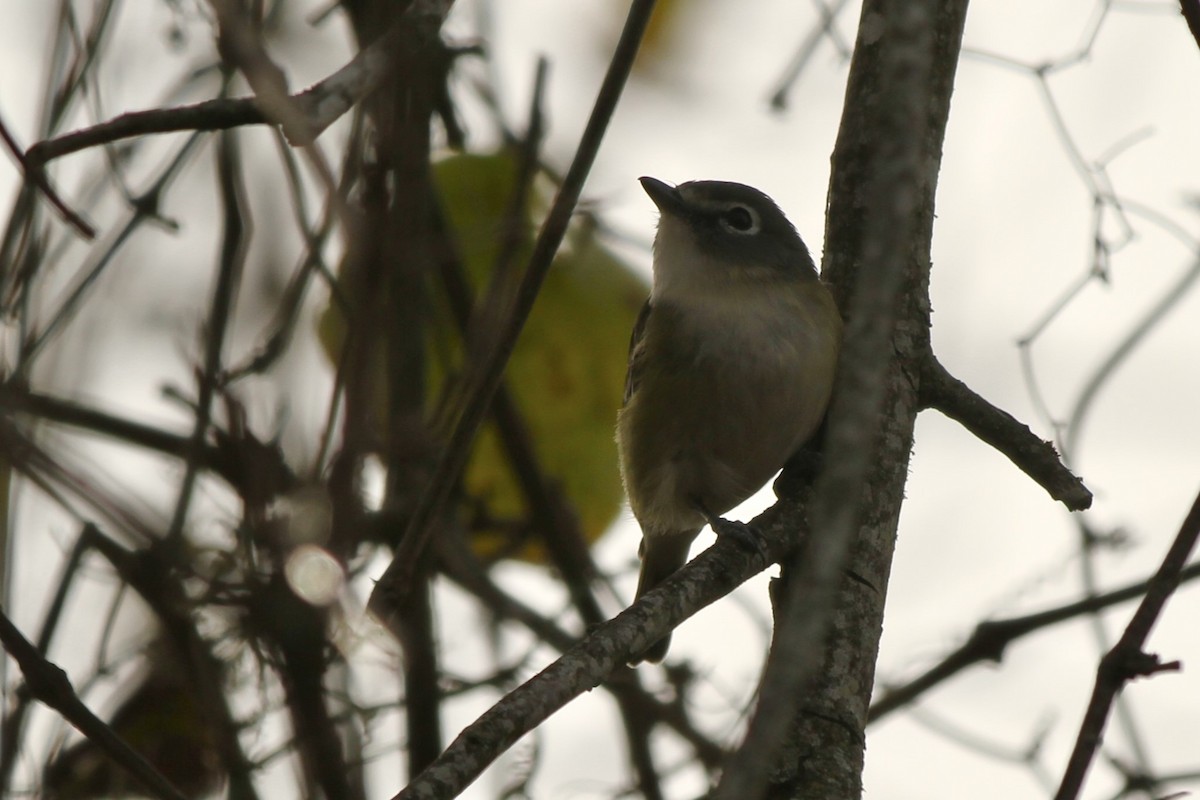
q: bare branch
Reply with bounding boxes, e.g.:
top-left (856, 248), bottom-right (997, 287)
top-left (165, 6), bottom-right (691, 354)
top-left (1054, 487), bottom-right (1200, 800)
top-left (715, 1), bottom-right (964, 795)
top-left (393, 522), bottom-right (792, 800)
top-left (869, 558), bottom-right (1200, 723)
top-left (0, 112), bottom-right (95, 238)
top-left (920, 354), bottom-right (1093, 511)
top-left (0, 609), bottom-right (189, 800)
top-left (24, 17), bottom-right (412, 167)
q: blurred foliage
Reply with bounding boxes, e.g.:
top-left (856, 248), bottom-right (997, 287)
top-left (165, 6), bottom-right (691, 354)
top-left (321, 151), bottom-right (646, 564)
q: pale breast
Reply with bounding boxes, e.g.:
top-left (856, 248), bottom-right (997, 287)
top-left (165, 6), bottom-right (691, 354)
top-left (619, 281), bottom-right (840, 533)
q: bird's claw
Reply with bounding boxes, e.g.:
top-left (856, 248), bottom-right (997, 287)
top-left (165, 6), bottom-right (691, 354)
top-left (709, 517), bottom-right (768, 560)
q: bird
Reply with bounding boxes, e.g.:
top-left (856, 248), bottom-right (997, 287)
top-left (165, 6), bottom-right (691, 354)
top-left (617, 176), bottom-right (842, 663)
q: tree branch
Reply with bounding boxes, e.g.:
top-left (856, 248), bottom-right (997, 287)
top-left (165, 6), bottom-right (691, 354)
top-left (1054, 487), bottom-right (1200, 800)
top-left (0, 609), bottom-right (188, 800)
top-left (714, 1), bottom-right (967, 796)
top-left (23, 15), bottom-right (415, 168)
top-left (0, 112), bottom-right (94, 238)
top-left (392, 518), bottom-right (796, 800)
top-left (920, 354), bottom-right (1092, 511)
top-left (869, 557), bottom-right (1200, 722)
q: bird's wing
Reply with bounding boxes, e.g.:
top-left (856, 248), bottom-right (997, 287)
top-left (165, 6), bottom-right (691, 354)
top-left (623, 298), bottom-right (653, 406)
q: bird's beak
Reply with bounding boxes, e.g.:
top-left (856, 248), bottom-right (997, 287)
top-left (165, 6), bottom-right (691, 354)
top-left (639, 176), bottom-right (688, 217)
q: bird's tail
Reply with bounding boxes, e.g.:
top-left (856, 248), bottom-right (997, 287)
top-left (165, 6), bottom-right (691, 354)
top-left (632, 531), bottom-right (697, 663)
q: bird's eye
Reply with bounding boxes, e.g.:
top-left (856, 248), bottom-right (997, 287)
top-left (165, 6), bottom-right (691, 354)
top-left (720, 205), bottom-right (759, 234)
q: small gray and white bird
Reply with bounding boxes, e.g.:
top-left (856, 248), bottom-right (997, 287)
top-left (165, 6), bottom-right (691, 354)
top-left (617, 176), bottom-right (842, 663)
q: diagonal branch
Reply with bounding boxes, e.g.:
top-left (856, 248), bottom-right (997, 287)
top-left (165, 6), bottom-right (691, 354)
top-left (869, 557), bottom-right (1200, 723)
top-left (392, 515), bottom-right (797, 800)
top-left (0, 111), bottom-right (94, 238)
top-left (1054, 487), bottom-right (1200, 800)
top-left (920, 354), bottom-right (1093, 511)
top-left (24, 16), bottom-right (412, 167)
top-left (0, 609), bottom-right (188, 800)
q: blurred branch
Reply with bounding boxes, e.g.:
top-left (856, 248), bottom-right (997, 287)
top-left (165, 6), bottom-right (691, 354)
top-left (368, 0), bottom-right (657, 618)
top-left (24, 16), bottom-right (405, 167)
top-left (1064, 250), bottom-right (1200, 462)
top-left (768, 0), bottom-right (854, 111)
top-left (0, 417), bottom-right (161, 543)
top-left (434, 536), bottom-right (726, 770)
top-left (165, 128), bottom-right (248, 544)
top-left (26, 96), bottom-right (265, 165)
top-left (424, 64), bottom-right (664, 791)
top-left (920, 354), bottom-right (1093, 511)
top-left (0, 384), bottom-right (296, 502)
top-left (223, 120), bottom-right (360, 383)
top-left (17, 133), bottom-right (204, 369)
top-left (427, 60), bottom-right (608, 618)
top-left (1054, 487), bottom-right (1200, 800)
top-left (869, 557), bottom-right (1200, 723)
top-left (0, 523), bottom-right (96, 789)
top-left (0, 110), bottom-right (95, 238)
top-left (0, 608), bottom-right (188, 800)
top-left (86, 531), bottom-right (259, 798)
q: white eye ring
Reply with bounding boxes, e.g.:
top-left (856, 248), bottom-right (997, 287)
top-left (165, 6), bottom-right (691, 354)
top-left (719, 204), bottom-right (760, 235)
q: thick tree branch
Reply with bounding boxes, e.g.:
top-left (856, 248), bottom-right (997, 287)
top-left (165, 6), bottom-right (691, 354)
top-left (714, 3), bottom-right (943, 796)
top-left (920, 354), bottom-right (1092, 511)
top-left (712, 1), bottom-right (970, 796)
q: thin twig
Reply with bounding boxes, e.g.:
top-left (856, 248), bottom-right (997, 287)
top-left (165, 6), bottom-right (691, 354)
top-left (768, 0), bottom-right (854, 110)
top-left (18, 133), bottom-right (205, 370)
top-left (869, 558), bottom-right (1200, 723)
top-left (165, 128), bottom-right (248, 544)
top-left (0, 609), bottom-right (189, 800)
top-left (1064, 250), bottom-right (1200, 463)
top-left (0, 111), bottom-right (95, 238)
top-left (23, 19), bottom-right (404, 167)
top-left (433, 538), bottom-right (726, 770)
top-left (1053, 487), bottom-right (1200, 800)
top-left (0, 524), bottom-right (100, 787)
top-left (920, 354), bottom-right (1093, 511)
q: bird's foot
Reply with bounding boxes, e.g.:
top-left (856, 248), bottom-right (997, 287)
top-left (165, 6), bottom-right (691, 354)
top-left (707, 514), bottom-right (768, 561)
top-left (693, 499), bottom-right (769, 559)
